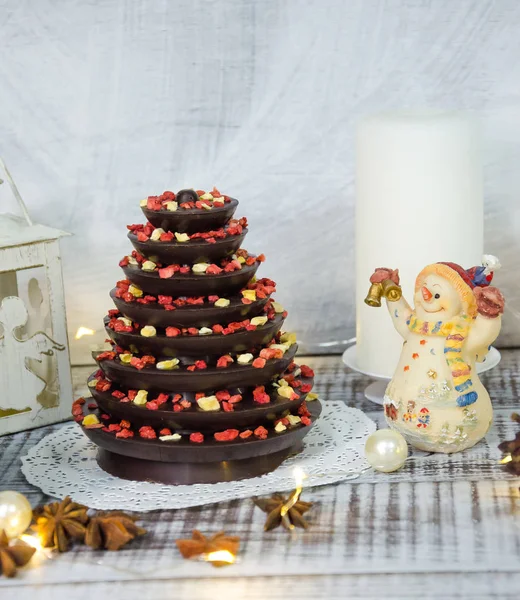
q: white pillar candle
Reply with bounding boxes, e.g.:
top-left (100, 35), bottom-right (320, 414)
top-left (355, 111), bottom-right (483, 377)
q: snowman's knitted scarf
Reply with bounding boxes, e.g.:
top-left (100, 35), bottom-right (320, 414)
top-left (406, 314), bottom-right (477, 407)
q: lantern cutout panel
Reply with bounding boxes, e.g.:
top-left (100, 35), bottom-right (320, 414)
top-left (0, 163), bottom-right (72, 435)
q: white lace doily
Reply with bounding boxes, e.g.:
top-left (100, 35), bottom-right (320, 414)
top-left (21, 402), bottom-right (375, 511)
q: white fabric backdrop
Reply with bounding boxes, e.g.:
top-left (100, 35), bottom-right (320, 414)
top-left (1, 0), bottom-right (519, 363)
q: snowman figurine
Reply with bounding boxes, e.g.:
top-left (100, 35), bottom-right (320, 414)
top-left (368, 257), bottom-right (505, 453)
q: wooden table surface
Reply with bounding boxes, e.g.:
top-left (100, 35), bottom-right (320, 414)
top-left (1, 351), bottom-right (520, 599)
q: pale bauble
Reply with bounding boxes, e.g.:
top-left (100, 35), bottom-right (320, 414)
top-left (365, 429), bottom-right (408, 473)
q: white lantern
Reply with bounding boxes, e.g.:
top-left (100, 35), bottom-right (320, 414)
top-left (0, 159), bottom-right (73, 436)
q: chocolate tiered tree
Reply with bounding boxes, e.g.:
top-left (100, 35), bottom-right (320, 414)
top-left (75, 188), bottom-right (321, 484)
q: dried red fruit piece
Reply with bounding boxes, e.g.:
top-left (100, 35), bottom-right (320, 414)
top-left (96, 351), bottom-right (116, 361)
top-left (146, 401), bottom-right (159, 410)
top-left (222, 401), bottom-right (233, 412)
top-left (300, 383), bottom-right (312, 394)
top-left (206, 264), bottom-right (223, 275)
top-left (214, 429), bottom-right (239, 442)
top-left (120, 420), bottom-right (131, 429)
top-left (119, 256), bottom-right (129, 267)
top-left (159, 265), bottom-right (177, 279)
top-left (301, 416), bottom-right (311, 426)
top-left (159, 428), bottom-right (172, 436)
top-left (154, 393), bottom-right (169, 406)
top-left (300, 365), bottom-right (314, 378)
top-left (216, 355), bottom-right (233, 368)
top-left (111, 390), bottom-right (126, 399)
top-left (253, 386), bottom-right (270, 404)
top-left (190, 432), bottom-right (204, 443)
top-left (252, 357), bottom-right (266, 369)
top-left (107, 423), bottom-right (121, 432)
top-left (88, 403), bottom-right (98, 410)
top-left (116, 429), bottom-right (134, 439)
top-left (254, 426), bottom-right (268, 440)
top-left (215, 390), bottom-right (230, 401)
top-left (228, 394), bottom-right (242, 404)
top-left (95, 379), bottom-right (112, 392)
top-left (239, 430), bottom-right (253, 439)
top-left (139, 426), bottom-right (156, 439)
top-left (166, 326), bottom-right (181, 337)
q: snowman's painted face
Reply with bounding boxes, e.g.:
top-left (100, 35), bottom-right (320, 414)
top-left (414, 274), bottom-right (462, 320)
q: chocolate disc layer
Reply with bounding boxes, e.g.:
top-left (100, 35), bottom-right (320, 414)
top-left (110, 289), bottom-right (270, 329)
top-left (96, 443), bottom-right (303, 484)
top-left (83, 400), bottom-right (321, 465)
top-left (142, 198), bottom-right (238, 233)
top-left (90, 378), bottom-right (312, 432)
top-left (97, 344), bottom-right (297, 392)
top-left (128, 229), bottom-right (247, 265)
top-left (104, 314), bottom-right (284, 356)
top-left (122, 262), bottom-right (259, 296)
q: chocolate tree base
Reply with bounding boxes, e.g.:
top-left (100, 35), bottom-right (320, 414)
top-left (96, 443), bottom-right (303, 485)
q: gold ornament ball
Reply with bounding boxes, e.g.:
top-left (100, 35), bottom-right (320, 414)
top-left (0, 491), bottom-right (33, 538)
top-left (365, 429), bottom-right (408, 473)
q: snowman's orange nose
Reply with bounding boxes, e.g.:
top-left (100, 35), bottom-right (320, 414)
top-left (422, 286), bottom-right (433, 301)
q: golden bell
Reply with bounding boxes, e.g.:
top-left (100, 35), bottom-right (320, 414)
top-left (364, 282), bottom-right (383, 307)
top-left (364, 280), bottom-right (403, 307)
top-left (382, 279), bottom-right (402, 302)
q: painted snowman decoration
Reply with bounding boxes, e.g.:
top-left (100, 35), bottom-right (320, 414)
top-left (369, 256), bottom-right (504, 453)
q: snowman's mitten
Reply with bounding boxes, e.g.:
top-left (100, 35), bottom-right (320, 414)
top-left (369, 268), bottom-right (400, 285)
top-left (474, 286), bottom-right (505, 318)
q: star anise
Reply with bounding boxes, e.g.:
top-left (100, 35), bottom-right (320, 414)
top-left (254, 493), bottom-right (313, 531)
top-left (33, 496), bottom-right (89, 552)
top-left (498, 412), bottom-right (520, 475)
top-left (0, 530), bottom-right (36, 578)
top-left (85, 511), bottom-right (146, 551)
top-left (176, 530), bottom-right (240, 567)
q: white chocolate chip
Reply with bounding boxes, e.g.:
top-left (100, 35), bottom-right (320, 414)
top-left (127, 255), bottom-right (138, 265)
top-left (150, 228), bottom-right (165, 241)
top-left (287, 415), bottom-right (301, 426)
top-left (140, 325), bottom-right (157, 337)
top-left (280, 332), bottom-right (297, 345)
top-left (159, 433), bottom-right (182, 442)
top-left (133, 390), bottom-right (148, 405)
top-left (237, 353), bottom-right (254, 365)
top-left (200, 202), bottom-right (212, 210)
top-left (306, 393), bottom-right (319, 401)
top-left (156, 359), bottom-right (180, 370)
top-left (140, 199), bottom-right (147, 207)
top-left (128, 284), bottom-right (143, 298)
top-left (269, 343), bottom-right (290, 354)
top-left (272, 301), bottom-right (285, 314)
top-left (213, 196), bottom-right (225, 203)
top-left (275, 422), bottom-right (287, 433)
top-left (250, 316), bottom-right (268, 327)
top-left (199, 192), bottom-right (214, 201)
top-left (117, 316), bottom-right (133, 327)
top-left (214, 298), bottom-right (230, 307)
top-left (241, 289), bottom-right (256, 302)
top-left (237, 256), bottom-right (246, 264)
top-left (277, 385), bottom-right (295, 399)
top-left (87, 379), bottom-right (98, 388)
top-left (119, 353), bottom-right (133, 364)
top-left (199, 327), bottom-right (213, 336)
top-left (192, 263), bottom-right (210, 274)
top-left (175, 232), bottom-right (190, 243)
top-left (197, 396), bottom-right (220, 411)
top-left (141, 260), bottom-right (157, 272)
top-left (165, 201), bottom-right (178, 211)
